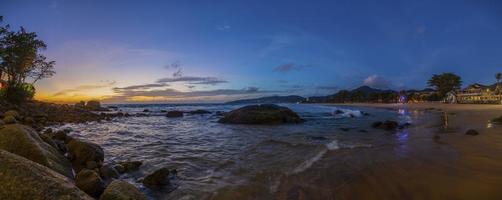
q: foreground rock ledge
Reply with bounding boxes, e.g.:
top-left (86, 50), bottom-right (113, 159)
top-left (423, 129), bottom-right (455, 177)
top-left (0, 149), bottom-right (92, 200)
top-left (100, 180), bottom-right (147, 200)
top-left (218, 104), bottom-right (304, 124)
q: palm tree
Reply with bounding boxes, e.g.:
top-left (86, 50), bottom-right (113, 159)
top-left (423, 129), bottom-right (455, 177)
top-left (497, 72), bottom-right (502, 103)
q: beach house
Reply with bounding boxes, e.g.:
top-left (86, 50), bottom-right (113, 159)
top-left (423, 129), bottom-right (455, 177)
top-left (456, 83), bottom-right (501, 104)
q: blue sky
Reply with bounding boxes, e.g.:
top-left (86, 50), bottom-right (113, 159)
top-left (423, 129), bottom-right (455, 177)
top-left (1, 0), bottom-right (502, 103)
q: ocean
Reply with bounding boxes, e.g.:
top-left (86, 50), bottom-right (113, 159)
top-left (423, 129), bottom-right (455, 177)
top-left (55, 103), bottom-right (425, 199)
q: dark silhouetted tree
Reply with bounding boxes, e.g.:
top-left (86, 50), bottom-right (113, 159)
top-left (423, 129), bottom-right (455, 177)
top-left (427, 73), bottom-right (462, 98)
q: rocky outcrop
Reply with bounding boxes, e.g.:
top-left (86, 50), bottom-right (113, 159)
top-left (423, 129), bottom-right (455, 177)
top-left (67, 139), bottom-right (105, 172)
top-left (0, 124), bottom-right (74, 178)
top-left (372, 120), bottom-right (399, 130)
top-left (188, 109), bottom-right (211, 115)
top-left (465, 129), bottom-right (479, 135)
top-left (166, 111), bottom-right (183, 118)
top-left (142, 167), bottom-right (170, 188)
top-left (0, 149), bottom-right (92, 200)
top-left (100, 180), bottom-right (147, 200)
top-left (218, 104), bottom-right (304, 124)
top-left (75, 169), bottom-right (106, 198)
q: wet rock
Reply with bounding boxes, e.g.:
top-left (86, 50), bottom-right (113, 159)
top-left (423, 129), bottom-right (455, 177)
top-left (100, 180), bottom-right (147, 200)
top-left (142, 109), bottom-right (150, 113)
top-left (23, 116), bottom-right (35, 124)
top-left (53, 129), bottom-right (68, 141)
top-left (142, 167), bottom-right (170, 188)
top-left (118, 160), bottom-right (143, 172)
top-left (188, 109), bottom-right (212, 115)
top-left (0, 120), bottom-right (4, 129)
top-left (340, 128), bottom-right (350, 132)
top-left (113, 164), bottom-right (125, 174)
top-left (75, 169), bottom-right (106, 198)
top-left (0, 150), bottom-right (92, 200)
top-left (491, 116), bottom-right (502, 124)
top-left (465, 129), bottom-right (479, 135)
top-left (372, 120), bottom-right (399, 130)
top-left (100, 165), bottom-right (120, 180)
top-left (166, 111), bottom-right (184, 118)
top-left (334, 109), bottom-right (344, 114)
top-left (67, 139), bottom-right (105, 172)
top-left (86, 100), bottom-right (105, 111)
top-left (305, 136), bottom-right (328, 141)
top-left (0, 124), bottom-right (74, 178)
top-left (218, 104), bottom-right (304, 124)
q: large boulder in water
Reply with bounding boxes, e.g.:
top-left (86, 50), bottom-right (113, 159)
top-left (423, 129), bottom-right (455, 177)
top-left (218, 104), bottom-right (304, 124)
top-left (166, 111), bottom-right (183, 118)
top-left (100, 180), bottom-right (147, 200)
top-left (0, 149), bottom-right (92, 200)
top-left (142, 167), bottom-right (170, 188)
top-left (67, 138), bottom-right (105, 172)
top-left (0, 124), bottom-right (74, 178)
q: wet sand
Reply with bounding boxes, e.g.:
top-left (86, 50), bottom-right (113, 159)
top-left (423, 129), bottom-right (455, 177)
top-left (274, 103), bottom-right (502, 200)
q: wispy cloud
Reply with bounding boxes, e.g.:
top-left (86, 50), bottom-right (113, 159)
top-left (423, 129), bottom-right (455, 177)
top-left (53, 81), bottom-right (116, 96)
top-left (274, 63), bottom-right (308, 72)
top-left (112, 83), bottom-right (168, 92)
top-left (316, 85), bottom-right (339, 90)
top-left (216, 25), bottom-right (231, 31)
top-left (156, 76), bottom-right (228, 85)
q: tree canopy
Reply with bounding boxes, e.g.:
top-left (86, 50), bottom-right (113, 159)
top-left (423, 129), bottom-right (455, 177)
top-left (427, 73), bottom-right (462, 97)
top-left (0, 16), bottom-right (55, 103)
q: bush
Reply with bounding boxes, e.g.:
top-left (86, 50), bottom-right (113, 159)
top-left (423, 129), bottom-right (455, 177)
top-left (0, 83), bottom-right (36, 104)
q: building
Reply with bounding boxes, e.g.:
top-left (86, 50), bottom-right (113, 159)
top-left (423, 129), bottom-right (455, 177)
top-left (456, 83), bottom-right (501, 104)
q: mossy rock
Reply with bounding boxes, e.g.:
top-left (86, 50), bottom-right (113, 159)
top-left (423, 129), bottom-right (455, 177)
top-left (0, 124), bottom-right (74, 178)
top-left (3, 115), bottom-right (17, 124)
top-left (0, 150), bottom-right (92, 200)
top-left (4, 110), bottom-right (20, 119)
top-left (100, 180), bottom-right (147, 200)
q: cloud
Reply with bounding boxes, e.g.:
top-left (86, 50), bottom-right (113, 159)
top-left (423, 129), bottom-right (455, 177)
top-left (156, 76), bottom-right (228, 85)
top-left (216, 25), bottom-right (231, 31)
top-left (363, 75), bottom-right (391, 89)
top-left (53, 81), bottom-right (116, 96)
top-left (112, 83), bottom-right (168, 92)
top-left (274, 63), bottom-right (308, 72)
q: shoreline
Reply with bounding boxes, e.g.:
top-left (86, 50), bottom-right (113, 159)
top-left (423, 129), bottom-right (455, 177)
top-left (273, 102), bottom-right (502, 199)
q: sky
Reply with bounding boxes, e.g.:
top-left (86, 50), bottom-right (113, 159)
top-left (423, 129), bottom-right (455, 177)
top-left (1, 0), bottom-right (502, 103)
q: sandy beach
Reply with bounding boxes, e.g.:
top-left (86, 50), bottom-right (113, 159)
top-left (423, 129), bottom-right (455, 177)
top-left (273, 103), bottom-right (502, 200)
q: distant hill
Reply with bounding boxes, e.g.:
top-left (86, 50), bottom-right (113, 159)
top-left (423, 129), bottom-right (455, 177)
top-left (305, 86), bottom-right (398, 103)
top-left (225, 95), bottom-right (306, 104)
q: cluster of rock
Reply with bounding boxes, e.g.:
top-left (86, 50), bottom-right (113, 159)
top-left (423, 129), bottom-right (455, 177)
top-left (0, 101), bottom-right (127, 131)
top-left (75, 100), bottom-right (109, 111)
top-left (0, 110), bottom-right (154, 199)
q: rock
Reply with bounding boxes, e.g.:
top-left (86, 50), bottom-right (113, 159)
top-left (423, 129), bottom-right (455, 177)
top-left (67, 139), bottom-right (105, 172)
top-left (75, 169), bottom-right (106, 198)
top-left (372, 120), bottom-right (399, 130)
top-left (75, 101), bottom-right (86, 108)
top-left (86, 100), bottom-right (103, 111)
top-left (166, 111), bottom-right (183, 118)
top-left (117, 161), bottom-right (143, 172)
top-left (23, 116), bottom-right (35, 124)
top-left (465, 129), bottom-right (479, 135)
top-left (86, 160), bottom-right (99, 169)
top-left (334, 109), bottom-right (344, 114)
top-left (142, 167), bottom-right (170, 188)
top-left (54, 129), bottom-right (68, 141)
top-left (100, 180), bottom-right (147, 200)
top-left (100, 165), bottom-right (120, 180)
top-left (0, 150), bottom-right (92, 200)
top-left (188, 109), bottom-right (211, 115)
top-left (3, 115), bottom-right (17, 124)
top-left (218, 104), bottom-right (304, 124)
top-left (142, 109), bottom-right (150, 112)
top-left (40, 133), bottom-right (59, 150)
top-left (4, 110), bottom-right (20, 119)
top-left (0, 124), bottom-right (74, 178)
top-left (113, 164), bottom-right (126, 174)
top-left (340, 128), bottom-right (350, 132)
